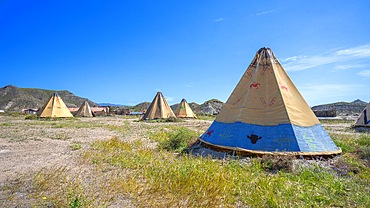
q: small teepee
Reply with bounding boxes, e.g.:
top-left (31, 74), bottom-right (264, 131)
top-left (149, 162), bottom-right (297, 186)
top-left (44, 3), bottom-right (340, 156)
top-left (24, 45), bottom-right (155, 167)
top-left (75, 101), bottom-right (94, 117)
top-left (37, 93), bottom-right (73, 118)
top-left (199, 47), bottom-right (341, 156)
top-left (142, 92), bottom-right (176, 120)
top-left (354, 102), bottom-right (370, 127)
top-left (174, 99), bottom-right (197, 118)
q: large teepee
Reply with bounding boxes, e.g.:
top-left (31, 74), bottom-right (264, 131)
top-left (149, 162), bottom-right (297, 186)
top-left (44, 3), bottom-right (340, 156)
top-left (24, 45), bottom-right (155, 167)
top-left (142, 92), bottom-right (176, 120)
top-left (37, 93), bottom-right (73, 118)
top-left (174, 99), bottom-right (197, 119)
top-left (354, 102), bottom-right (370, 127)
top-left (199, 47), bottom-right (341, 156)
top-left (75, 101), bottom-right (94, 117)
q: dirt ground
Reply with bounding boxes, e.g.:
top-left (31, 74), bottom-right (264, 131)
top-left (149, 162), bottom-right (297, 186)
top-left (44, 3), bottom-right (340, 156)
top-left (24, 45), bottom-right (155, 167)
top-left (0, 115), bottom-right (357, 207)
top-left (0, 116), bottom-right (212, 207)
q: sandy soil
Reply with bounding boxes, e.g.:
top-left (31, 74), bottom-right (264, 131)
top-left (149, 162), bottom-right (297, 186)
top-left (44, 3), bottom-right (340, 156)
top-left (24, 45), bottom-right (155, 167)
top-left (0, 116), bottom-right (212, 207)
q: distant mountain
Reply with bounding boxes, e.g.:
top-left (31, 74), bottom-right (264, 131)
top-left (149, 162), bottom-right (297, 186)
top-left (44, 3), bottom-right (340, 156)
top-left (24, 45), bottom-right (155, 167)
top-left (98, 103), bottom-right (126, 107)
top-left (311, 99), bottom-right (368, 116)
top-left (0, 85), bottom-right (97, 112)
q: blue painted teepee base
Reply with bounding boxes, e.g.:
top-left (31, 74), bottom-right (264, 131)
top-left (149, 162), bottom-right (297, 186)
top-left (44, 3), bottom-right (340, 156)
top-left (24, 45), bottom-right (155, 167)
top-left (199, 121), bottom-right (341, 156)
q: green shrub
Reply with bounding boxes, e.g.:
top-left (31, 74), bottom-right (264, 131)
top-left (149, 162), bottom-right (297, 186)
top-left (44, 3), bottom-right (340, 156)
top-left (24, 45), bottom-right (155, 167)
top-left (155, 127), bottom-right (198, 152)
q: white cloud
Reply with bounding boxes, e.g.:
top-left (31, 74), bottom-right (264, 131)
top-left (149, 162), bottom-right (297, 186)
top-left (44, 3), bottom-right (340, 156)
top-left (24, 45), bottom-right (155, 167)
top-left (299, 83), bottom-right (365, 106)
top-left (358, 70), bottom-right (370, 77)
top-left (335, 45), bottom-right (370, 58)
top-left (256, 10), bottom-right (276, 16)
top-left (213, 18), bottom-right (224, 22)
top-left (282, 44), bottom-right (370, 71)
top-left (331, 64), bottom-right (366, 72)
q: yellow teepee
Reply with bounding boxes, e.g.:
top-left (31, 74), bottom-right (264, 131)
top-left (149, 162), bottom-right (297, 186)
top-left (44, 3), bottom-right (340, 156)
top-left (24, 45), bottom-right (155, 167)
top-left (142, 92), bottom-right (176, 120)
top-left (174, 99), bottom-right (197, 118)
top-left (37, 93), bottom-right (73, 118)
top-left (199, 47), bottom-right (341, 156)
top-left (75, 101), bottom-right (94, 117)
top-left (354, 102), bottom-right (370, 127)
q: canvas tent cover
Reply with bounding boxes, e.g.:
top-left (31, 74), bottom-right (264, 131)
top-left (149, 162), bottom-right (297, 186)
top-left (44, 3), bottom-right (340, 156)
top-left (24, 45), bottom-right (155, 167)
top-left (174, 99), bottom-right (197, 118)
top-left (355, 102), bottom-right (370, 127)
top-left (37, 93), bottom-right (73, 118)
top-left (75, 101), bottom-right (94, 117)
top-left (142, 92), bottom-right (176, 119)
top-left (200, 47), bottom-right (341, 156)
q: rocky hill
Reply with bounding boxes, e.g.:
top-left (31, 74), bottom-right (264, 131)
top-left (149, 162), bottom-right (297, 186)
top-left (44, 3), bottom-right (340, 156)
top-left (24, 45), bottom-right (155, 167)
top-left (128, 99), bottom-right (225, 116)
top-left (0, 85), bottom-right (97, 112)
top-left (4, 84), bottom-right (365, 117)
top-left (311, 99), bottom-right (368, 116)
top-left (129, 102), bottom-right (151, 112)
top-left (170, 99), bottom-right (224, 115)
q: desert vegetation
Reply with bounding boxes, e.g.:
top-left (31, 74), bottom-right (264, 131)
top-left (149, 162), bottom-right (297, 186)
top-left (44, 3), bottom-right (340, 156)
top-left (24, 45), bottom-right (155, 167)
top-left (1, 115), bottom-right (369, 207)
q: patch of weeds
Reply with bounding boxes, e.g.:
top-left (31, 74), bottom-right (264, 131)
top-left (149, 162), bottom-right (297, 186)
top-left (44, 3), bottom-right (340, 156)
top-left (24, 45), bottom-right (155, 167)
top-left (0, 122), bottom-right (13, 126)
top-left (70, 142), bottom-right (82, 151)
top-left (68, 193), bottom-right (85, 208)
top-left (148, 129), bottom-right (169, 143)
top-left (259, 155), bottom-right (294, 173)
top-left (319, 119), bottom-right (353, 124)
top-left (25, 114), bottom-right (38, 120)
top-left (9, 137), bottom-right (33, 142)
top-left (105, 122), bottom-right (130, 135)
top-left (2, 112), bottom-right (24, 117)
top-left (32, 166), bottom-right (94, 207)
top-left (26, 137), bottom-right (42, 142)
top-left (141, 117), bottom-right (183, 123)
top-left (81, 137), bottom-right (370, 207)
top-left (51, 132), bottom-right (71, 140)
top-left (1, 177), bottom-right (24, 203)
top-left (331, 155), bottom-right (363, 176)
top-left (351, 147), bottom-right (370, 168)
top-left (330, 133), bottom-right (356, 153)
top-left (31, 119), bottom-right (104, 129)
top-left (197, 115), bottom-right (216, 121)
top-left (334, 140), bottom-right (356, 153)
top-left (151, 127), bottom-right (199, 152)
top-left (357, 134), bottom-right (370, 147)
top-left (325, 127), bottom-right (332, 131)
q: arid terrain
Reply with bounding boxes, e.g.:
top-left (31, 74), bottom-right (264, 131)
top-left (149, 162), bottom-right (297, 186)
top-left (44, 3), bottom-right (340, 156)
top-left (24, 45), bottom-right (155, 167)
top-left (0, 116), bottom-right (211, 207)
top-left (1, 115), bottom-right (369, 207)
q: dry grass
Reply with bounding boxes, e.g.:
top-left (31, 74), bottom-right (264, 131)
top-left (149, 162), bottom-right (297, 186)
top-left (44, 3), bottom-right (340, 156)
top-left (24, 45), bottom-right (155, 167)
top-left (1, 115), bottom-right (369, 207)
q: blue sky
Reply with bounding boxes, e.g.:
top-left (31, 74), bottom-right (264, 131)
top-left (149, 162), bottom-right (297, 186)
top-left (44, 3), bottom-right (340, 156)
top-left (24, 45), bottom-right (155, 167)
top-left (1, 0), bottom-right (369, 106)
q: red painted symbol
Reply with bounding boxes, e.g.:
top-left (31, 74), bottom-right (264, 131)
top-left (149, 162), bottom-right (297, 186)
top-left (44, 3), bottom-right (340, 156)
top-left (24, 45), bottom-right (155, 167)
top-left (250, 82), bottom-right (260, 89)
top-left (279, 82), bottom-right (288, 91)
top-left (206, 130), bottom-right (214, 136)
top-left (268, 97), bottom-right (276, 107)
top-left (233, 97), bottom-right (242, 105)
top-left (260, 97), bottom-right (267, 107)
top-left (247, 71), bottom-right (253, 78)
